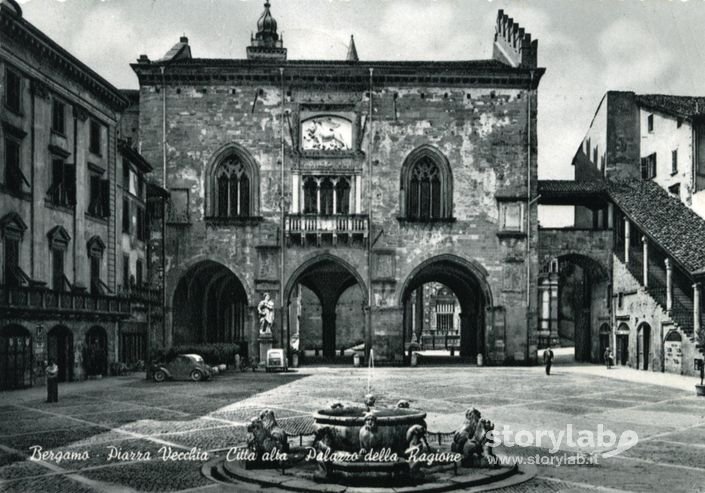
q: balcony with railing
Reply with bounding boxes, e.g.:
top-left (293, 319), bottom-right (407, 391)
top-left (0, 284), bottom-right (131, 318)
top-left (118, 285), bottom-right (162, 305)
top-left (285, 214), bottom-right (368, 247)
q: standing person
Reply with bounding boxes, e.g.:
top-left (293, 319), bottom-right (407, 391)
top-left (543, 346), bottom-right (554, 375)
top-left (604, 347), bottom-right (613, 369)
top-left (46, 359), bottom-right (59, 403)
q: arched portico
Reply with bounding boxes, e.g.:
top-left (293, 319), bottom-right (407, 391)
top-left (398, 254), bottom-right (493, 361)
top-left (284, 253), bottom-right (367, 362)
top-left (172, 260), bottom-right (250, 347)
top-left (538, 253), bottom-right (610, 362)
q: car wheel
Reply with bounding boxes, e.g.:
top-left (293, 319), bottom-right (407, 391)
top-left (153, 370), bottom-right (166, 383)
top-left (190, 370), bottom-right (203, 382)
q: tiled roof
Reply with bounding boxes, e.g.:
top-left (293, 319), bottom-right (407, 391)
top-left (608, 180), bottom-right (705, 275)
top-left (636, 94), bottom-right (705, 120)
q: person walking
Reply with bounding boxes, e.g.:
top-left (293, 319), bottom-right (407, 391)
top-left (543, 347), bottom-right (554, 375)
top-left (46, 359), bottom-right (59, 403)
top-left (604, 347), bottom-right (613, 369)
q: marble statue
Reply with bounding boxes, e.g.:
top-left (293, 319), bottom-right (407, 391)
top-left (258, 293), bottom-right (274, 336)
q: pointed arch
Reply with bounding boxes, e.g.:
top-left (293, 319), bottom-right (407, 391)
top-left (400, 145), bottom-right (453, 220)
top-left (205, 143), bottom-right (260, 218)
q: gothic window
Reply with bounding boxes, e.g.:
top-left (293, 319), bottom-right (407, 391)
top-left (208, 145), bottom-right (259, 219)
top-left (215, 157), bottom-right (250, 217)
top-left (401, 146), bottom-right (452, 221)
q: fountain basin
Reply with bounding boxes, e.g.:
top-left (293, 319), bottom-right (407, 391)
top-left (313, 407), bottom-right (427, 453)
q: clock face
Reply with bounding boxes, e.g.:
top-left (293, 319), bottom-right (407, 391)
top-left (301, 115), bottom-right (353, 151)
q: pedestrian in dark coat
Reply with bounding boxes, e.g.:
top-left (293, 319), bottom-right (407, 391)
top-left (46, 359), bottom-right (59, 403)
top-left (543, 347), bottom-right (554, 375)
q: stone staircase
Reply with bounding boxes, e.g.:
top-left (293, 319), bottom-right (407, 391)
top-left (618, 253), bottom-right (696, 343)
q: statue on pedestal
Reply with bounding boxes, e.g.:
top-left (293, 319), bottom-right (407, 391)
top-left (258, 293), bottom-right (274, 337)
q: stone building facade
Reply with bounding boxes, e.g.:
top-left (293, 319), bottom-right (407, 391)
top-left (536, 91), bottom-right (705, 376)
top-left (131, 5), bottom-right (544, 365)
top-left (0, 0), bottom-right (160, 390)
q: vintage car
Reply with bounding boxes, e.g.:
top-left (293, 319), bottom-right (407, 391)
top-left (152, 354), bottom-right (212, 382)
top-left (265, 348), bottom-right (288, 372)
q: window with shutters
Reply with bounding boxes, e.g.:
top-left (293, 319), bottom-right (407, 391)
top-left (640, 153), bottom-right (657, 180)
top-left (52, 99), bottom-right (66, 135)
top-left (0, 212), bottom-right (28, 287)
top-left (47, 158), bottom-right (75, 208)
top-left (136, 205), bottom-right (146, 241)
top-left (400, 145), bottom-right (452, 222)
top-left (47, 226), bottom-right (70, 292)
top-left (89, 120), bottom-right (102, 156)
top-left (4, 68), bottom-right (21, 115)
top-left (87, 236), bottom-right (106, 295)
top-left (4, 137), bottom-right (28, 195)
top-left (122, 198), bottom-right (130, 233)
top-left (87, 171), bottom-right (109, 218)
top-left (122, 254), bottom-right (130, 290)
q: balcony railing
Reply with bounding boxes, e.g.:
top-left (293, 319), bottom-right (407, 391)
top-left (118, 285), bottom-right (161, 305)
top-left (0, 284), bottom-right (131, 318)
top-left (285, 214), bottom-right (368, 246)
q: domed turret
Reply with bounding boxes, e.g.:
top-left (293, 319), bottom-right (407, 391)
top-left (257, 1), bottom-right (277, 36)
top-left (247, 1), bottom-right (287, 61)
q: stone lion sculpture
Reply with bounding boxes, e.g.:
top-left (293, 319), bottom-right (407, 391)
top-left (245, 410), bottom-right (289, 465)
top-left (450, 408), bottom-right (496, 467)
top-left (259, 409), bottom-right (289, 453)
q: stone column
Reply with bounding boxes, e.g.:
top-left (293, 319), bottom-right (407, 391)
top-left (315, 178), bottom-right (322, 213)
top-left (331, 178), bottom-right (338, 214)
top-left (694, 283), bottom-right (702, 336)
top-left (355, 175), bottom-right (362, 213)
top-left (665, 258), bottom-right (672, 312)
top-left (292, 174), bottom-right (299, 213)
top-left (642, 235), bottom-right (648, 287)
top-left (624, 219), bottom-right (630, 263)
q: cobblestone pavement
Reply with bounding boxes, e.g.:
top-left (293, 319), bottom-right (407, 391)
top-left (0, 363), bottom-right (704, 492)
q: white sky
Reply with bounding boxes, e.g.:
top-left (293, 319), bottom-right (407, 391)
top-left (16, 0), bottom-right (705, 184)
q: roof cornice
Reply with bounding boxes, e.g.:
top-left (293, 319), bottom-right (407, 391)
top-left (0, 6), bottom-right (128, 111)
top-left (131, 59), bottom-right (544, 89)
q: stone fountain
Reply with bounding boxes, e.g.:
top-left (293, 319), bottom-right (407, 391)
top-left (203, 396), bottom-right (536, 491)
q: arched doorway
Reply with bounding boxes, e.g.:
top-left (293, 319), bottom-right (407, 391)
top-left (637, 323), bottom-right (651, 371)
top-left (400, 256), bottom-right (491, 363)
top-left (48, 326), bottom-right (74, 382)
top-left (0, 325), bottom-right (33, 390)
top-left (538, 254), bottom-right (610, 362)
top-left (172, 261), bottom-right (249, 349)
top-left (85, 326), bottom-right (108, 376)
top-left (285, 256), bottom-right (366, 363)
top-left (616, 323), bottom-right (630, 366)
top-left (598, 323), bottom-right (611, 363)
